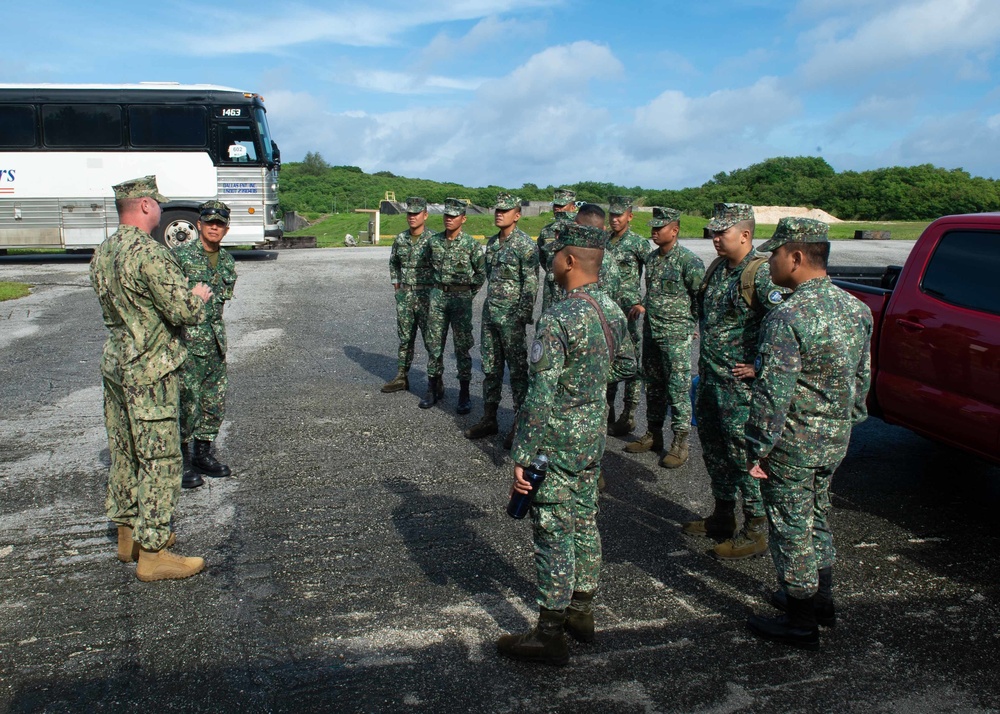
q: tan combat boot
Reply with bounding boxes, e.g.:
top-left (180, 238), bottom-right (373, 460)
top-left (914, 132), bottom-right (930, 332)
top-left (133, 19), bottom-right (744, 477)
top-left (117, 526), bottom-right (174, 563)
top-left (136, 546), bottom-right (205, 582)
top-left (625, 424), bottom-right (664, 453)
top-left (465, 403), bottom-right (499, 439)
top-left (497, 608), bottom-right (569, 666)
top-left (660, 431), bottom-right (690, 468)
top-left (712, 516), bottom-right (768, 560)
top-left (682, 499), bottom-right (737, 538)
top-left (380, 368), bottom-right (409, 393)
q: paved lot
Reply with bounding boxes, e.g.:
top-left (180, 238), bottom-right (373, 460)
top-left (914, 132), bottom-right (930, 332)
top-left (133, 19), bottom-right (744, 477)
top-left (1, 242), bottom-right (998, 713)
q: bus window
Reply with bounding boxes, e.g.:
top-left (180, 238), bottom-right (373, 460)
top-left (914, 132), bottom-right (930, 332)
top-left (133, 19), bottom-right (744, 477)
top-left (218, 123), bottom-right (258, 163)
top-left (129, 105), bottom-right (207, 147)
top-left (253, 107), bottom-right (274, 163)
top-left (0, 105), bottom-right (36, 147)
top-left (42, 104), bottom-right (123, 147)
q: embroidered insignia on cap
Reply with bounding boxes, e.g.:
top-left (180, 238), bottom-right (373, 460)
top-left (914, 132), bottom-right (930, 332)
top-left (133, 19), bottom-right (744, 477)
top-left (530, 340), bottom-right (544, 364)
top-left (768, 289), bottom-right (783, 304)
top-left (754, 354), bottom-right (763, 373)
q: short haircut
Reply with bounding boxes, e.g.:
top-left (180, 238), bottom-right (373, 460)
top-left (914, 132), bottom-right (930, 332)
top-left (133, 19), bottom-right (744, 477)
top-left (734, 218), bottom-right (755, 237)
top-left (564, 245), bottom-right (604, 276)
top-left (575, 203), bottom-right (606, 227)
top-left (115, 197), bottom-right (143, 215)
top-left (785, 241), bottom-right (830, 269)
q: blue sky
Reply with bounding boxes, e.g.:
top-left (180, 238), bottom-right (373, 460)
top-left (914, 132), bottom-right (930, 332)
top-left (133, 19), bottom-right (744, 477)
top-left (5, 0), bottom-right (1000, 190)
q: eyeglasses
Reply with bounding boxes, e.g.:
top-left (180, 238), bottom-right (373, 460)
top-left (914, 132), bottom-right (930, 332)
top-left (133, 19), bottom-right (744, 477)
top-left (200, 208), bottom-right (230, 220)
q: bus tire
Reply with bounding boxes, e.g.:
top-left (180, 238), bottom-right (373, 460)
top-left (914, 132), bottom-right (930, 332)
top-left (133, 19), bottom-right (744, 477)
top-left (155, 210), bottom-right (200, 249)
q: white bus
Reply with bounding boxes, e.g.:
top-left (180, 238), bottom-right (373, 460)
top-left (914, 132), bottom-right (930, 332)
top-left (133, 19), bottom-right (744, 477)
top-left (0, 83), bottom-right (282, 249)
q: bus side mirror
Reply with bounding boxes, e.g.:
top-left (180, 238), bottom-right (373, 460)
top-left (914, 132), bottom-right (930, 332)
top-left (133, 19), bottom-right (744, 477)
top-left (271, 141), bottom-right (281, 169)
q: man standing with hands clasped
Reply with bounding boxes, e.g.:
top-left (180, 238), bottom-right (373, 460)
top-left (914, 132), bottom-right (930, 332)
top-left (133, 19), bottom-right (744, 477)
top-left (744, 218), bottom-right (872, 650)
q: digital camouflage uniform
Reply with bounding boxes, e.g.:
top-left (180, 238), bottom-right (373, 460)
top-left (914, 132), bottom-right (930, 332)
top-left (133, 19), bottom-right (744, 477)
top-left (481, 197), bottom-right (539, 408)
top-left (537, 189), bottom-right (577, 313)
top-left (548, 247), bottom-right (623, 309)
top-left (642, 241), bottom-right (705, 432)
top-left (426, 216), bottom-right (486, 381)
top-left (175, 237), bottom-right (236, 443)
top-left (512, 227), bottom-right (637, 612)
top-left (389, 205), bottom-right (434, 373)
top-left (747, 222), bottom-right (873, 599)
top-left (606, 197), bottom-right (647, 406)
top-left (90, 179), bottom-right (205, 551)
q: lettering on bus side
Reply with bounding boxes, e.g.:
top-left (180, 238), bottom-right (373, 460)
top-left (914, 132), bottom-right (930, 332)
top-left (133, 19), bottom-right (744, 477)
top-left (221, 181), bottom-right (259, 194)
top-left (0, 169), bottom-right (15, 181)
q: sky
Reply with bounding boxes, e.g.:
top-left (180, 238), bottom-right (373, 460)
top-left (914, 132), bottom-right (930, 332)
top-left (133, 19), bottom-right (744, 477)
top-left (4, 0), bottom-right (1000, 190)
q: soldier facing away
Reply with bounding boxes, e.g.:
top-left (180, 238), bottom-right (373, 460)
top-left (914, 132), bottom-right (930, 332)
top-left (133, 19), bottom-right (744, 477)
top-left (176, 200), bottom-right (238, 489)
top-left (465, 193), bottom-right (538, 448)
top-left (89, 175), bottom-right (211, 581)
top-left (498, 223), bottom-right (636, 666)
top-left (382, 196), bottom-right (434, 394)
top-left (744, 218), bottom-right (872, 650)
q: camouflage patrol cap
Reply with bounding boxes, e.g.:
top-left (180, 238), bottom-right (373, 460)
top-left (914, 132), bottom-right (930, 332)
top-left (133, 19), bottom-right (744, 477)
top-left (608, 195), bottom-right (633, 215)
top-left (113, 175), bottom-right (167, 203)
top-left (759, 217), bottom-right (829, 252)
top-left (553, 188), bottom-right (576, 206)
top-left (706, 202), bottom-right (754, 232)
top-left (547, 223), bottom-right (607, 254)
top-left (443, 198), bottom-right (467, 216)
top-left (493, 192), bottom-right (521, 211)
top-left (199, 199), bottom-right (231, 225)
top-left (405, 196), bottom-right (428, 213)
top-left (648, 206), bottom-right (681, 227)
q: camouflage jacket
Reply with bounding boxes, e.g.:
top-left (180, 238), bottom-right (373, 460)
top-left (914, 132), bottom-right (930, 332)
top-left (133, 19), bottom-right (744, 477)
top-left (174, 239), bottom-right (237, 357)
top-left (484, 226), bottom-right (538, 323)
top-left (512, 283), bottom-right (636, 476)
top-left (536, 212), bottom-right (576, 272)
top-left (549, 250), bottom-right (624, 309)
top-left (643, 243), bottom-right (705, 338)
top-left (746, 277), bottom-right (873, 467)
top-left (90, 232), bottom-right (128, 384)
top-left (429, 230), bottom-right (486, 291)
top-left (90, 224), bottom-right (205, 386)
top-left (388, 228), bottom-right (434, 286)
top-left (606, 227), bottom-right (648, 310)
top-left (698, 248), bottom-right (785, 383)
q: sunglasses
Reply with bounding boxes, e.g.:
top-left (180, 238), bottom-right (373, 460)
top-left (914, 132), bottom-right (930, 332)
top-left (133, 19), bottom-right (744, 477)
top-left (200, 208), bottom-right (230, 220)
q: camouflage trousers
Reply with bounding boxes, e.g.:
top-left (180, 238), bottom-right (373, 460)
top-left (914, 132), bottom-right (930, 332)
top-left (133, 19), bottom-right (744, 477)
top-left (180, 349), bottom-right (228, 443)
top-left (696, 375), bottom-right (764, 518)
top-left (102, 373), bottom-right (182, 551)
top-left (642, 324), bottom-right (693, 432)
top-left (394, 285), bottom-right (431, 372)
top-left (759, 458), bottom-right (839, 599)
top-left (610, 317), bottom-right (641, 405)
top-left (426, 288), bottom-right (475, 380)
top-left (480, 310), bottom-right (529, 407)
top-left (530, 461), bottom-right (602, 611)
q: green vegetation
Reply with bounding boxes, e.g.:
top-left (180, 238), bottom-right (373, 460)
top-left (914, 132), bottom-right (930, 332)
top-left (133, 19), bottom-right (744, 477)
top-left (0, 281), bottom-right (31, 301)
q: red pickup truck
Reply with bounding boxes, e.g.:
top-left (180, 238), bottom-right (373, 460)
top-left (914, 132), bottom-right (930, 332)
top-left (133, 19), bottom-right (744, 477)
top-left (831, 214), bottom-right (1000, 464)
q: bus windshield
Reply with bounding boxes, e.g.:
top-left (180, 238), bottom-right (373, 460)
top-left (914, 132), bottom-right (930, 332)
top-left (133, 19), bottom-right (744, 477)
top-left (254, 107), bottom-right (275, 164)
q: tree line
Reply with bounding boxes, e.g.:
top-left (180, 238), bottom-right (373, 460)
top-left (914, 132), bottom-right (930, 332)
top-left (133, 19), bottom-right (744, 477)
top-left (280, 153), bottom-right (1000, 221)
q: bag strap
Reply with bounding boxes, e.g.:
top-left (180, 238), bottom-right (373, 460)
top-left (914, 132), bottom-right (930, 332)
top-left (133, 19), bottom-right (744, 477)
top-left (697, 255), bottom-right (767, 309)
top-left (569, 290), bottom-right (616, 359)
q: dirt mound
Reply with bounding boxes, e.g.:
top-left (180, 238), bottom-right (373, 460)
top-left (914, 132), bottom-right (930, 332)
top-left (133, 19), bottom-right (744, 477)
top-left (753, 206), bottom-right (842, 224)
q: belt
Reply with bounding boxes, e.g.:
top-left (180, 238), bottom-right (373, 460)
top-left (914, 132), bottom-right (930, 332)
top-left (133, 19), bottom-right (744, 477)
top-left (399, 283), bottom-right (432, 291)
top-left (437, 284), bottom-right (472, 293)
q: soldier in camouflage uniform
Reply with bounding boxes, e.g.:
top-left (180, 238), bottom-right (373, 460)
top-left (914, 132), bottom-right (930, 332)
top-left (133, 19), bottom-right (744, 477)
top-left (382, 197), bottom-right (434, 394)
top-left (745, 218), bottom-right (872, 650)
top-left (466, 193), bottom-right (539, 448)
top-left (682, 203), bottom-right (787, 562)
top-left (175, 200), bottom-right (238, 489)
top-left (545, 204), bottom-right (624, 309)
top-left (605, 196), bottom-right (647, 436)
top-left (625, 208), bottom-right (705, 468)
top-left (421, 198), bottom-right (486, 413)
top-left (498, 223), bottom-right (636, 666)
top-left (536, 188), bottom-right (577, 313)
top-left (89, 175), bottom-right (211, 582)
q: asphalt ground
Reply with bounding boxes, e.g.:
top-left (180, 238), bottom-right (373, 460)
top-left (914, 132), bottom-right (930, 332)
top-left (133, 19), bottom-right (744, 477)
top-left (1, 241), bottom-right (998, 713)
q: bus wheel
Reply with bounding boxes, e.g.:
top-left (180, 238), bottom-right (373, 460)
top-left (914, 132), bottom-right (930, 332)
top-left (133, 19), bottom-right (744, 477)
top-left (156, 211), bottom-right (200, 248)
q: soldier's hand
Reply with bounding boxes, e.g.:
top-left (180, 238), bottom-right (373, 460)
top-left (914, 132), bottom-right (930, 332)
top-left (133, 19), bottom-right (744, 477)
top-left (749, 462), bottom-right (768, 480)
top-left (732, 363), bottom-right (756, 379)
top-left (511, 464), bottom-right (532, 496)
top-left (192, 283), bottom-right (213, 302)
top-left (393, 283), bottom-right (401, 292)
top-left (628, 304), bottom-right (645, 320)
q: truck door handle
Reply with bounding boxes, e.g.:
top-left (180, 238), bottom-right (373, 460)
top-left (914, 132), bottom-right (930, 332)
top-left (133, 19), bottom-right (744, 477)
top-left (896, 318), bottom-right (925, 331)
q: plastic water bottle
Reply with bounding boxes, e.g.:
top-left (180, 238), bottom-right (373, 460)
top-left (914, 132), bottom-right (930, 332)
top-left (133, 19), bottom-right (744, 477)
top-left (507, 454), bottom-right (548, 519)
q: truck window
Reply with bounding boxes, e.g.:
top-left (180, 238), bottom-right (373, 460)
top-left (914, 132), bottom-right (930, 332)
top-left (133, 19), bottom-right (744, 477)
top-left (921, 230), bottom-right (1000, 316)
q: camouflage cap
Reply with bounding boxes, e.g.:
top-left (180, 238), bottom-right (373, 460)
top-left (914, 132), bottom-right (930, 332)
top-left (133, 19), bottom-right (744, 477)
top-left (494, 192), bottom-right (521, 211)
top-left (112, 175), bottom-right (167, 203)
top-left (706, 202), bottom-right (754, 232)
top-left (553, 188), bottom-right (576, 206)
top-left (199, 199), bottom-right (231, 225)
top-left (608, 195), bottom-right (634, 215)
top-left (405, 196), bottom-right (428, 213)
top-left (547, 223), bottom-right (607, 254)
top-left (759, 217), bottom-right (829, 252)
top-left (443, 198), bottom-right (467, 216)
top-left (648, 206), bottom-right (681, 227)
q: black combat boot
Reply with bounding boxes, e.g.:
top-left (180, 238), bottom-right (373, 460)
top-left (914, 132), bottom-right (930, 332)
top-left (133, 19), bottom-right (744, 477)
top-left (192, 439), bottom-right (231, 478)
top-left (380, 368), bottom-right (409, 393)
top-left (502, 410), bottom-right (519, 450)
top-left (748, 593), bottom-right (820, 650)
top-left (419, 376), bottom-right (441, 409)
top-left (608, 400), bottom-right (635, 437)
top-left (465, 403), bottom-right (499, 439)
top-left (456, 379), bottom-right (472, 415)
top-left (497, 608), bottom-right (569, 666)
top-left (606, 385), bottom-right (618, 432)
top-left (565, 591), bottom-right (595, 643)
top-left (181, 442), bottom-right (204, 489)
top-left (770, 567), bottom-right (837, 627)
top-left (682, 499), bottom-right (737, 538)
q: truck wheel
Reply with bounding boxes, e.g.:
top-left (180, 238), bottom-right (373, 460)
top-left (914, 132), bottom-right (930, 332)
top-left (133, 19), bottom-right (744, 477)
top-left (155, 210), bottom-right (200, 249)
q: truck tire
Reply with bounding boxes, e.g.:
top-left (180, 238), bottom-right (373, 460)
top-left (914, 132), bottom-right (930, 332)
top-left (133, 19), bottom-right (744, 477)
top-left (155, 210), bottom-right (200, 249)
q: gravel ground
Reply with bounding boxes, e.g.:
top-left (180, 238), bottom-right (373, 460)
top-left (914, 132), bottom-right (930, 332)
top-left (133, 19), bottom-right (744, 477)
top-left (1, 241), bottom-right (998, 713)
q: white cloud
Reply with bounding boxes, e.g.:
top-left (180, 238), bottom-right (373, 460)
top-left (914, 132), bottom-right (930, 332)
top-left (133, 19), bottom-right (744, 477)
top-left (418, 15), bottom-right (546, 69)
top-left (338, 69), bottom-right (485, 94)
